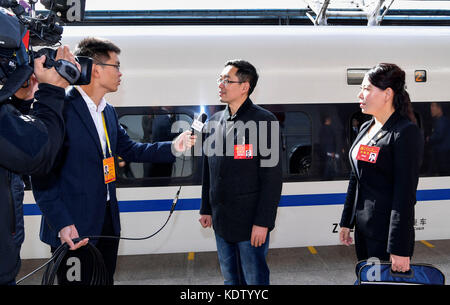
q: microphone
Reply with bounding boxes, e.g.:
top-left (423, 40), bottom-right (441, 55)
top-left (169, 113), bottom-right (207, 214)
top-left (191, 112), bottom-right (207, 135)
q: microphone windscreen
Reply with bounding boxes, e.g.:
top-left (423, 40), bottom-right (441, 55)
top-left (191, 113), bottom-right (208, 133)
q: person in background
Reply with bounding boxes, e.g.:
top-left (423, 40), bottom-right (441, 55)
top-left (319, 115), bottom-right (338, 180)
top-left (428, 102), bottom-right (450, 175)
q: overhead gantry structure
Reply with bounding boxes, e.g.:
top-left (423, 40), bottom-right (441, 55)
top-left (304, 0), bottom-right (396, 26)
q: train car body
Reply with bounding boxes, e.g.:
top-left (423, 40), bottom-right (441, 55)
top-left (21, 25), bottom-right (450, 258)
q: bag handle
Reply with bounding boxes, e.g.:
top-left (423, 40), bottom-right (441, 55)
top-left (390, 268), bottom-right (415, 279)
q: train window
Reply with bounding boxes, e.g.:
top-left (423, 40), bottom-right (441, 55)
top-left (117, 113), bottom-right (194, 179)
top-left (416, 102), bottom-right (450, 176)
top-left (272, 104), bottom-right (356, 182)
top-left (277, 111), bottom-right (312, 176)
top-left (349, 111), bottom-right (371, 144)
top-left (313, 109), bottom-right (350, 181)
top-left (349, 103), bottom-right (450, 178)
top-left (347, 68), bottom-right (370, 85)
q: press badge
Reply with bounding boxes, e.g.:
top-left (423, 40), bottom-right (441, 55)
top-left (103, 157), bottom-right (116, 184)
top-left (234, 144), bottom-right (253, 159)
top-left (356, 145), bottom-right (380, 164)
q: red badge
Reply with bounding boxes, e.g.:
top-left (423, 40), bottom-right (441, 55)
top-left (234, 144), bottom-right (253, 159)
top-left (356, 145), bottom-right (380, 163)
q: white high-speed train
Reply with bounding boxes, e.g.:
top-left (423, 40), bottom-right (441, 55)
top-left (21, 25), bottom-right (450, 259)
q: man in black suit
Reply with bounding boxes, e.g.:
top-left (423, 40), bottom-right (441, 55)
top-left (199, 60), bottom-right (282, 285)
top-left (32, 37), bottom-right (195, 285)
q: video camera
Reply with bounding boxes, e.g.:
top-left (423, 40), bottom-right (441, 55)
top-left (0, 0), bottom-right (91, 102)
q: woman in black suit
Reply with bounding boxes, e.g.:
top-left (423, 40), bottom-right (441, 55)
top-left (339, 63), bottom-right (423, 273)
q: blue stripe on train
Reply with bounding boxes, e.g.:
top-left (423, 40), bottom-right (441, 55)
top-left (22, 188), bottom-right (450, 216)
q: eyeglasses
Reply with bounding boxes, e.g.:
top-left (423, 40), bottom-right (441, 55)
top-left (95, 62), bottom-right (121, 71)
top-left (216, 78), bottom-right (242, 86)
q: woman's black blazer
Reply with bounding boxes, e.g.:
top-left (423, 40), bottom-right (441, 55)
top-left (340, 111), bottom-right (424, 257)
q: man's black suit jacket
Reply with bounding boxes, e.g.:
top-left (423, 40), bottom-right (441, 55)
top-left (200, 98), bottom-right (282, 243)
top-left (340, 111), bottom-right (423, 257)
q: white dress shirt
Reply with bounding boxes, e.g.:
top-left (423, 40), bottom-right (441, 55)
top-left (75, 86), bottom-right (111, 201)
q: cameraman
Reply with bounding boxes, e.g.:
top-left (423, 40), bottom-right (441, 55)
top-left (0, 45), bottom-right (81, 285)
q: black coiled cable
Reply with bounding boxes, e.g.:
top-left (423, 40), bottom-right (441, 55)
top-left (16, 205), bottom-right (176, 285)
top-left (40, 240), bottom-right (109, 285)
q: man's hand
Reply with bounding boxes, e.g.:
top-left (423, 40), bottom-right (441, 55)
top-left (14, 74), bottom-right (38, 100)
top-left (199, 215), bottom-right (212, 228)
top-left (59, 224), bottom-right (89, 250)
top-left (391, 254), bottom-right (410, 273)
top-left (34, 45), bottom-right (81, 88)
top-left (173, 130), bottom-right (197, 153)
top-left (251, 225), bottom-right (268, 247)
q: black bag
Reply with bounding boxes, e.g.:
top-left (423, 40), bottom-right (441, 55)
top-left (355, 259), bottom-right (445, 285)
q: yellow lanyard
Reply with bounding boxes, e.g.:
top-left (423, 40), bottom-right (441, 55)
top-left (101, 112), bottom-right (113, 158)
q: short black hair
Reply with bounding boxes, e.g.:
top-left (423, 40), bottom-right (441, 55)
top-left (225, 59), bottom-right (259, 96)
top-left (74, 37), bottom-right (121, 62)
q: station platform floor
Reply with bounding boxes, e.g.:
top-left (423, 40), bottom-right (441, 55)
top-left (16, 239), bottom-right (450, 285)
